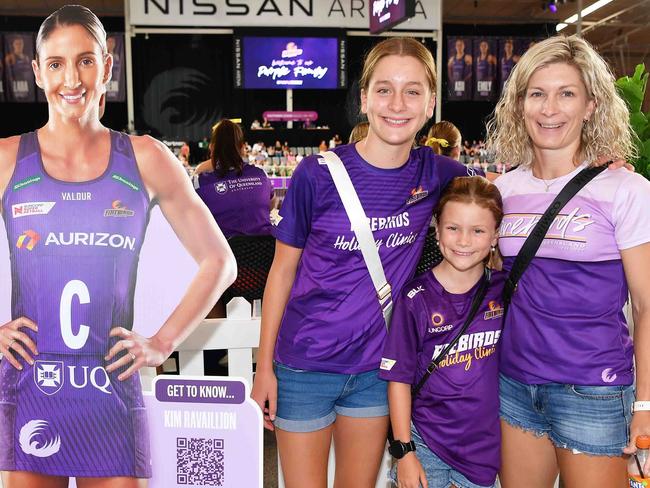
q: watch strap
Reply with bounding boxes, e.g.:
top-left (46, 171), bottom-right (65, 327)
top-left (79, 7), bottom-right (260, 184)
top-left (633, 401), bottom-right (650, 413)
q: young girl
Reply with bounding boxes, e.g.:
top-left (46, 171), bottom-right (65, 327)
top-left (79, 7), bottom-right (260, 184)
top-left (0, 6), bottom-right (236, 487)
top-left (251, 37), bottom-right (475, 487)
top-left (380, 176), bottom-right (505, 488)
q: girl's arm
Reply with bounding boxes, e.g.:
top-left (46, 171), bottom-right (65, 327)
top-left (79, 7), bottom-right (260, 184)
top-left (105, 135), bottom-right (237, 379)
top-left (389, 382), bottom-right (428, 488)
top-left (251, 241), bottom-right (302, 430)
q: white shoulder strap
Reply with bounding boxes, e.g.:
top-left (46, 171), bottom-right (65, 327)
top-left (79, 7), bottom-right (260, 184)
top-left (319, 151), bottom-right (392, 330)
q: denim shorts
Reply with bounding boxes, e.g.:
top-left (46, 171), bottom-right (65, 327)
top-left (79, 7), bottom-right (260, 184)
top-left (390, 423), bottom-right (495, 488)
top-left (499, 373), bottom-right (634, 456)
top-left (273, 361), bottom-right (388, 433)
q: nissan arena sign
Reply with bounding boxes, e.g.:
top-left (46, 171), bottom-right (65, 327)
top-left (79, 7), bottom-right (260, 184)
top-left (128, 0), bottom-right (441, 31)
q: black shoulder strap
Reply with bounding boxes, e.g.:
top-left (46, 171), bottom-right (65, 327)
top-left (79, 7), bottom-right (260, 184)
top-left (502, 163), bottom-right (608, 317)
top-left (412, 267), bottom-right (492, 397)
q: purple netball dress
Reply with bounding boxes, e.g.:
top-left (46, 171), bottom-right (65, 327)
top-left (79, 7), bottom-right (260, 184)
top-left (0, 130), bottom-right (152, 477)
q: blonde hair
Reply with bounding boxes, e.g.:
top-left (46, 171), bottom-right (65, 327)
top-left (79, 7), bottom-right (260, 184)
top-left (359, 37), bottom-right (436, 95)
top-left (349, 121), bottom-right (369, 143)
top-left (426, 121), bottom-right (461, 157)
top-left (486, 35), bottom-right (635, 168)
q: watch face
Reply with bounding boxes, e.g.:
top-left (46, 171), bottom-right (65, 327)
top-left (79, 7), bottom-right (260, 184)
top-left (389, 442), bottom-right (404, 459)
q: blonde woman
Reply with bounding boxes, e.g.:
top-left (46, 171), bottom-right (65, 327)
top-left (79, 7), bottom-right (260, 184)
top-left (486, 35), bottom-right (650, 487)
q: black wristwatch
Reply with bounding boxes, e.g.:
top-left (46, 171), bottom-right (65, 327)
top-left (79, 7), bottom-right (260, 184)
top-left (388, 439), bottom-right (416, 459)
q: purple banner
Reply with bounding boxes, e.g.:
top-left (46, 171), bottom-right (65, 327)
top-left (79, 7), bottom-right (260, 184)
top-left (0, 34), bottom-right (5, 102)
top-left (263, 110), bottom-right (318, 122)
top-left (106, 33), bottom-right (126, 102)
top-left (369, 0), bottom-right (416, 35)
top-left (473, 37), bottom-right (497, 101)
top-left (4, 33), bottom-right (36, 102)
top-left (447, 37), bottom-right (473, 101)
top-left (146, 376), bottom-right (262, 487)
top-left (155, 378), bottom-right (245, 405)
top-left (498, 38), bottom-right (522, 94)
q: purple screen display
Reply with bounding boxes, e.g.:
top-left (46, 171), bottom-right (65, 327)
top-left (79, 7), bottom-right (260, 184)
top-left (240, 37), bottom-right (339, 89)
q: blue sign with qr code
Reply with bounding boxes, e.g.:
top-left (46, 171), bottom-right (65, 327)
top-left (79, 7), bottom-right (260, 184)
top-left (145, 376), bottom-right (263, 487)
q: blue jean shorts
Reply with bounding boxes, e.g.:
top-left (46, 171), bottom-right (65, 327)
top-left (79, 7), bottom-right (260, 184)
top-left (499, 373), bottom-right (634, 456)
top-left (390, 423), bottom-right (495, 488)
top-left (272, 361), bottom-right (388, 433)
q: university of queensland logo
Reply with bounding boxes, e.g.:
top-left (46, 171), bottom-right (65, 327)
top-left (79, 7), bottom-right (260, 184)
top-left (214, 182), bottom-right (228, 194)
top-left (34, 360), bottom-right (64, 395)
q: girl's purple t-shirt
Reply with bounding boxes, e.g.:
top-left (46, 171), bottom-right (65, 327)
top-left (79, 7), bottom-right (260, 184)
top-left (272, 143), bottom-right (474, 373)
top-left (379, 270), bottom-right (506, 486)
top-left (194, 163), bottom-right (273, 238)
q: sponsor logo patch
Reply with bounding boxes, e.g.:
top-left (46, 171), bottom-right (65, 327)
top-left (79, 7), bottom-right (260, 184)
top-left (103, 200), bottom-right (135, 217)
top-left (61, 192), bottom-right (92, 201)
top-left (407, 286), bottom-right (424, 299)
top-left (34, 360), bottom-right (64, 395)
top-left (12, 175), bottom-right (42, 191)
top-left (111, 173), bottom-right (139, 191)
top-left (214, 182), bottom-right (228, 194)
top-left (601, 368), bottom-right (617, 383)
top-left (16, 229), bottom-right (41, 250)
top-left (380, 358), bottom-right (396, 371)
top-left (12, 202), bottom-right (55, 218)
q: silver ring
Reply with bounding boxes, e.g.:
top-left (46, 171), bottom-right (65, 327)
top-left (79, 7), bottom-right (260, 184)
top-left (130, 352), bottom-right (136, 362)
top-left (7, 339), bottom-right (17, 349)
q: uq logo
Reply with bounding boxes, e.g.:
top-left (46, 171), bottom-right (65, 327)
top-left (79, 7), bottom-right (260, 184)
top-left (16, 229), bottom-right (41, 250)
top-left (33, 360), bottom-right (113, 395)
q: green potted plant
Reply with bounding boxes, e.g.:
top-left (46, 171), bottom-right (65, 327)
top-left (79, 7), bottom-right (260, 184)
top-left (616, 64), bottom-right (650, 178)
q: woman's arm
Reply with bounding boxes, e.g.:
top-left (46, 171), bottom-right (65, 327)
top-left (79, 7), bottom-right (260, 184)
top-left (105, 135), bottom-right (237, 380)
top-left (622, 242), bottom-right (650, 468)
top-left (389, 382), bottom-right (428, 488)
top-left (251, 241), bottom-right (302, 430)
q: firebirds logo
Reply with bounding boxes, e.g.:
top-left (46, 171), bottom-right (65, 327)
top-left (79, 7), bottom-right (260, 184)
top-left (484, 301), bottom-right (504, 320)
top-left (406, 186), bottom-right (428, 205)
top-left (103, 200), bottom-right (135, 217)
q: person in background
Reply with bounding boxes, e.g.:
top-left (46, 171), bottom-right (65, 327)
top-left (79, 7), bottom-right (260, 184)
top-left (349, 121), bottom-right (370, 144)
top-left (318, 139), bottom-right (328, 153)
top-left (487, 34), bottom-right (650, 487)
top-left (426, 120), bottom-right (462, 161)
top-left (194, 119), bottom-right (274, 238)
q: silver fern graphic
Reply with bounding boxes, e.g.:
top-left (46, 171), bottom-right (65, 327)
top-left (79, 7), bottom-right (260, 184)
top-left (19, 420), bottom-right (62, 457)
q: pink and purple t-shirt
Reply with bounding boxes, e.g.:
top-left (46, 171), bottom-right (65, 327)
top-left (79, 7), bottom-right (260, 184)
top-left (193, 163), bottom-right (273, 238)
top-left (272, 143), bottom-right (474, 374)
top-left (379, 270), bottom-right (506, 486)
top-left (495, 163), bottom-right (650, 386)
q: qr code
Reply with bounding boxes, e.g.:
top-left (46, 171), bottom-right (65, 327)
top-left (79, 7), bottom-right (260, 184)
top-left (176, 437), bottom-right (225, 486)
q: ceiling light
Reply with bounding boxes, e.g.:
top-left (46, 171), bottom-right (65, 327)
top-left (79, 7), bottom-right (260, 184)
top-left (556, 0), bottom-right (615, 31)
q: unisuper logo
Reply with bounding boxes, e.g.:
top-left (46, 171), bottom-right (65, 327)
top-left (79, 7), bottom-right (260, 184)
top-left (104, 200), bottom-right (135, 217)
top-left (19, 420), bottom-right (61, 458)
top-left (16, 230), bottom-right (41, 250)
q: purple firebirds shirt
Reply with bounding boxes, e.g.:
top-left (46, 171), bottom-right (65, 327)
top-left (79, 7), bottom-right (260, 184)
top-left (0, 131), bottom-right (151, 477)
top-left (272, 143), bottom-right (475, 373)
top-left (193, 163), bottom-right (273, 238)
top-left (380, 270), bottom-right (506, 486)
top-left (495, 164), bottom-right (650, 386)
